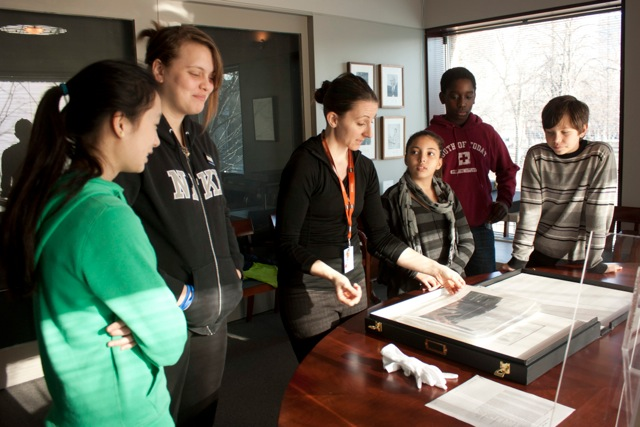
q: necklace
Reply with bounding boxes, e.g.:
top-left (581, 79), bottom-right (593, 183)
top-left (174, 125), bottom-right (190, 157)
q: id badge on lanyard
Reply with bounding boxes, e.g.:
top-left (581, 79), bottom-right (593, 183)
top-left (343, 245), bottom-right (355, 273)
top-left (323, 138), bottom-right (356, 274)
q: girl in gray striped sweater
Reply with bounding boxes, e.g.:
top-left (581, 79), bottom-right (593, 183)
top-left (501, 95), bottom-right (620, 274)
top-left (380, 130), bottom-right (475, 298)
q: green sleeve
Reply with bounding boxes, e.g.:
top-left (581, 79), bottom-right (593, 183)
top-left (79, 204), bottom-right (187, 367)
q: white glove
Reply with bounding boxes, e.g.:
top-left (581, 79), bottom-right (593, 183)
top-left (381, 343), bottom-right (458, 390)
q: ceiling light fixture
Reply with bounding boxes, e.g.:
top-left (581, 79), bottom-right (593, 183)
top-left (0, 24), bottom-right (67, 36)
top-left (253, 31), bottom-right (270, 49)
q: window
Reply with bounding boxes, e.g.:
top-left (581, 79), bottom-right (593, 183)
top-left (196, 25), bottom-right (303, 220)
top-left (0, 10), bottom-right (135, 349)
top-left (426, 4), bottom-right (622, 186)
top-left (201, 68), bottom-right (244, 174)
top-left (0, 81), bottom-right (52, 202)
top-left (0, 9), bottom-right (134, 211)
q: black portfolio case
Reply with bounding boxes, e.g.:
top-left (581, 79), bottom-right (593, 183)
top-left (365, 270), bottom-right (629, 385)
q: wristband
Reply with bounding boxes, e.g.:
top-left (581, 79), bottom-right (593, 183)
top-left (179, 284), bottom-right (195, 310)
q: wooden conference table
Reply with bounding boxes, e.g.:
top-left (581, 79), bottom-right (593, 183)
top-left (279, 265), bottom-right (638, 426)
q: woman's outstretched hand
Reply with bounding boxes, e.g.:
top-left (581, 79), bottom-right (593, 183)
top-left (333, 274), bottom-right (362, 306)
top-left (415, 273), bottom-right (442, 292)
top-left (310, 260), bottom-right (363, 307)
top-left (433, 265), bottom-right (465, 294)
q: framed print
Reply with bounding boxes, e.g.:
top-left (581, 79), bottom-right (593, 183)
top-left (348, 62), bottom-right (375, 92)
top-left (381, 116), bottom-right (405, 159)
top-left (252, 97), bottom-right (276, 141)
top-left (359, 117), bottom-right (377, 159)
top-left (379, 64), bottom-right (404, 108)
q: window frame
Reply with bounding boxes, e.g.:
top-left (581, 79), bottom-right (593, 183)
top-left (424, 1), bottom-right (622, 193)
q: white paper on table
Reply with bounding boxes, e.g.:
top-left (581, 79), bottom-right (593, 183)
top-left (426, 375), bottom-right (574, 427)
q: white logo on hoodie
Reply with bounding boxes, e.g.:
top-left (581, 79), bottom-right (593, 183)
top-left (166, 169), bottom-right (222, 200)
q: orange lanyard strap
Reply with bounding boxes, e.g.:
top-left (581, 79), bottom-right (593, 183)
top-left (322, 138), bottom-right (356, 243)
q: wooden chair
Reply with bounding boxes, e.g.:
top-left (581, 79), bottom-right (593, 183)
top-left (502, 211), bottom-right (519, 238)
top-left (231, 218), bottom-right (278, 321)
top-left (358, 229), bottom-right (380, 307)
top-left (605, 206), bottom-right (640, 262)
top-left (610, 206), bottom-right (640, 234)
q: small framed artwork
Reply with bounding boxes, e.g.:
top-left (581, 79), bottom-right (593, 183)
top-left (252, 97), bottom-right (276, 141)
top-left (348, 62), bottom-right (375, 92)
top-left (379, 64), bottom-right (404, 108)
top-left (381, 116), bottom-right (405, 159)
top-left (359, 118), bottom-right (377, 159)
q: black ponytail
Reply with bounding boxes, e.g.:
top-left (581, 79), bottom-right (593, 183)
top-left (1, 60), bottom-right (158, 297)
top-left (314, 72), bottom-right (377, 118)
top-left (1, 85), bottom-right (72, 297)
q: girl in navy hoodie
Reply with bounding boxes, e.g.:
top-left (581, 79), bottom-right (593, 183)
top-left (116, 24), bottom-right (242, 426)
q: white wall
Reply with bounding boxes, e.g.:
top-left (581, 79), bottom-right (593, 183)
top-left (192, 0), bottom-right (424, 28)
top-left (620, 0), bottom-right (640, 208)
top-left (311, 14), bottom-right (427, 188)
top-left (423, 0), bottom-right (640, 207)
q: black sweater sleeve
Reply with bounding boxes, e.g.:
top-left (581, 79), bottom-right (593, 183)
top-left (276, 147), bottom-right (321, 274)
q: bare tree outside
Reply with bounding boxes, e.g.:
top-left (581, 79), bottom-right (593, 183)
top-left (0, 81), bottom-right (52, 205)
top-left (441, 12), bottom-right (621, 183)
top-left (201, 69), bottom-right (244, 174)
top-left (0, 82), bottom-right (49, 149)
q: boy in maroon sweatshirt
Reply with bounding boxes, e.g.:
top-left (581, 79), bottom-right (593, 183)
top-left (427, 67), bottom-right (519, 276)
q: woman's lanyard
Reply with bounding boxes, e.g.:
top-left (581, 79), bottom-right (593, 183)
top-left (323, 138), bottom-right (356, 273)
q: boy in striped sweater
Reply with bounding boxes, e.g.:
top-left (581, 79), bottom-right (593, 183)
top-left (501, 95), bottom-right (621, 274)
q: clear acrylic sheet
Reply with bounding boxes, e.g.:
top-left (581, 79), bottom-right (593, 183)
top-left (421, 231), bottom-right (638, 426)
top-left (554, 231), bottom-right (640, 426)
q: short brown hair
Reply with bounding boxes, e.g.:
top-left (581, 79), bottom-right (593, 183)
top-left (139, 22), bottom-right (223, 126)
top-left (541, 95), bottom-right (589, 131)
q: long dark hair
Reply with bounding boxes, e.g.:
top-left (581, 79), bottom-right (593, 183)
top-left (1, 59), bottom-right (158, 297)
top-left (405, 130), bottom-right (446, 179)
top-left (139, 22), bottom-right (224, 126)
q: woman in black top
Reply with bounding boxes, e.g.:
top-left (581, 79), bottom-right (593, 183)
top-left (277, 73), bottom-right (465, 362)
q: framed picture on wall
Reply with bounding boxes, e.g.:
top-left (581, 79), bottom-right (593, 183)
top-left (252, 97), bottom-right (276, 141)
top-left (348, 62), bottom-right (375, 92)
top-left (379, 64), bottom-right (404, 108)
top-left (359, 117), bottom-right (377, 159)
top-left (381, 116), bottom-right (405, 159)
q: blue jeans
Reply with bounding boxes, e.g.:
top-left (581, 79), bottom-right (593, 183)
top-left (465, 224), bottom-right (496, 277)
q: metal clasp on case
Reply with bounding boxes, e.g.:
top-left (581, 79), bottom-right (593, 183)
top-left (494, 361), bottom-right (511, 378)
top-left (367, 321), bottom-right (382, 332)
top-left (425, 339), bottom-right (448, 356)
